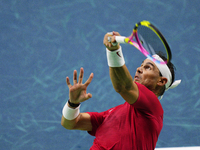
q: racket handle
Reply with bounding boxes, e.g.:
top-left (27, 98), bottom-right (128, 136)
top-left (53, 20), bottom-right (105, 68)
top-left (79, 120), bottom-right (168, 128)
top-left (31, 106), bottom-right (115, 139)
top-left (115, 36), bottom-right (126, 44)
top-left (107, 36), bottom-right (126, 46)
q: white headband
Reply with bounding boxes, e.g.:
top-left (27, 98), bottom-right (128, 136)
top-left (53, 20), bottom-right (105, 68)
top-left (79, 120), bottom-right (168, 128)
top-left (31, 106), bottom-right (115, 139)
top-left (148, 55), bottom-right (181, 91)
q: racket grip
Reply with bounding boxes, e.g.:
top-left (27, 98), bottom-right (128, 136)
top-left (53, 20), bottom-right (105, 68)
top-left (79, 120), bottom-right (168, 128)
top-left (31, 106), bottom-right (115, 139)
top-left (107, 36), bottom-right (126, 46)
top-left (115, 36), bottom-right (126, 44)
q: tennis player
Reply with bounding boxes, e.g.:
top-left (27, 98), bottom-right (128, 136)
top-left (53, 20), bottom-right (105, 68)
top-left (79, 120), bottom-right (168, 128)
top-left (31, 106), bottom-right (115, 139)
top-left (61, 31), bottom-right (181, 150)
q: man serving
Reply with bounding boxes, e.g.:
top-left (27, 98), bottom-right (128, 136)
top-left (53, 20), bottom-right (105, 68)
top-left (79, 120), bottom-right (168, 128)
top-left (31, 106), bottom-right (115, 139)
top-left (61, 31), bottom-right (181, 150)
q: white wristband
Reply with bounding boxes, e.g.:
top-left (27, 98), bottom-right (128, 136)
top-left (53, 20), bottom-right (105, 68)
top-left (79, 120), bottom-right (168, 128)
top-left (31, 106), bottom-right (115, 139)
top-left (62, 102), bottom-right (80, 120)
top-left (106, 46), bottom-right (125, 67)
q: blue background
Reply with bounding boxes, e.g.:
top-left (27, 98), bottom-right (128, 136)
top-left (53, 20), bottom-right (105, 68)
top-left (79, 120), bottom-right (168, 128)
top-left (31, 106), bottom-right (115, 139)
top-left (1, 0), bottom-right (200, 149)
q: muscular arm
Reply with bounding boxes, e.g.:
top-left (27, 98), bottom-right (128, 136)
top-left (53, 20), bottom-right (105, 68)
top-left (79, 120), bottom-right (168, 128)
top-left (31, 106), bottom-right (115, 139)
top-left (109, 65), bottom-right (139, 104)
top-left (61, 112), bottom-right (92, 131)
top-left (104, 32), bottom-right (139, 104)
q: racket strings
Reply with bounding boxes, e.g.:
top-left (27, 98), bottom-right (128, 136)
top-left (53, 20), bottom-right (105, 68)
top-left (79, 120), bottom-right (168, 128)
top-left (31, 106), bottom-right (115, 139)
top-left (137, 25), bottom-right (169, 63)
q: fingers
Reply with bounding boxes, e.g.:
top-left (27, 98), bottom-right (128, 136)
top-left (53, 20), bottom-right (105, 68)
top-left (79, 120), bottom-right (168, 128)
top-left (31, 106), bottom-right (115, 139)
top-left (66, 69), bottom-right (93, 102)
top-left (106, 32), bottom-right (116, 47)
top-left (66, 77), bottom-right (72, 88)
top-left (73, 70), bottom-right (77, 85)
top-left (103, 33), bottom-right (112, 47)
top-left (113, 31), bottom-right (120, 36)
top-left (84, 73), bottom-right (94, 87)
top-left (67, 68), bottom-right (92, 87)
top-left (78, 67), bottom-right (84, 84)
top-left (73, 68), bottom-right (84, 84)
top-left (85, 93), bottom-right (92, 100)
top-left (66, 69), bottom-right (78, 88)
top-left (103, 31), bottom-right (120, 50)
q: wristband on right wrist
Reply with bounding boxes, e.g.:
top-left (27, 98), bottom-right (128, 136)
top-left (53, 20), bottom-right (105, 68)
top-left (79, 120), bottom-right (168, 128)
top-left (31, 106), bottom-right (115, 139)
top-left (106, 46), bottom-right (125, 67)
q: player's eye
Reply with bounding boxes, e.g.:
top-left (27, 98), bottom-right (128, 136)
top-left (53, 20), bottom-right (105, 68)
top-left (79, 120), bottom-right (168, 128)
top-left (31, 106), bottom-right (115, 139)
top-left (144, 65), bottom-right (151, 70)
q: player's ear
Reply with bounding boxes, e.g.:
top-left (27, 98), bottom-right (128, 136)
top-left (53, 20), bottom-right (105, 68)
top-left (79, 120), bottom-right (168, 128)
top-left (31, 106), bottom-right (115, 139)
top-left (157, 77), bottom-right (167, 87)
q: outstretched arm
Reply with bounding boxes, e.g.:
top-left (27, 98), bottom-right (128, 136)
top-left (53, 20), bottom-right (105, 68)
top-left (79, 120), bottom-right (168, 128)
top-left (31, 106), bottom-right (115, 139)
top-left (61, 68), bottom-right (93, 131)
top-left (103, 32), bottom-right (139, 104)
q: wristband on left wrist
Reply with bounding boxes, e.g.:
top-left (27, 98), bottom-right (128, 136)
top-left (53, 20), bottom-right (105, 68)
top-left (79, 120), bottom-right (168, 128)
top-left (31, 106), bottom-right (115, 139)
top-left (62, 101), bottom-right (80, 120)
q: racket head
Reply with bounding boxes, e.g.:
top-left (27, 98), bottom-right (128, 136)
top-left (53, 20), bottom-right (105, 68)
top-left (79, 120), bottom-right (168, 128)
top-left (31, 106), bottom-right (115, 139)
top-left (134, 20), bottom-right (172, 64)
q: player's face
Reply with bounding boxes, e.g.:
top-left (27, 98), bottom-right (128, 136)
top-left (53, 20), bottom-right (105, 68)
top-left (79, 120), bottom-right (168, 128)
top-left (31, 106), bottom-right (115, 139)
top-left (134, 59), bottom-right (161, 91)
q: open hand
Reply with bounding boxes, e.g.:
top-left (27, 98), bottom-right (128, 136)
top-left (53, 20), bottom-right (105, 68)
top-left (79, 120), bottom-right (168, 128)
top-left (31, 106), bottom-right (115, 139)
top-left (66, 68), bottom-right (93, 104)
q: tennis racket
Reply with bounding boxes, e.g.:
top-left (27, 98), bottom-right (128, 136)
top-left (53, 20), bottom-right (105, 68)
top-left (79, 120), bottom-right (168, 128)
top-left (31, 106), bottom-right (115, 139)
top-left (108, 20), bottom-right (172, 64)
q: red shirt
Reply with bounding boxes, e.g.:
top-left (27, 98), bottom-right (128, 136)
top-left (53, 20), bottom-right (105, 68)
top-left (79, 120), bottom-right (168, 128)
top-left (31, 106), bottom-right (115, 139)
top-left (87, 82), bottom-right (163, 150)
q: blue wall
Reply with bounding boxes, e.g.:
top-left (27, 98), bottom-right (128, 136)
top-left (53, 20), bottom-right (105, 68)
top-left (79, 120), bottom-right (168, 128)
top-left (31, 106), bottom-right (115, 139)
top-left (1, 0), bottom-right (200, 149)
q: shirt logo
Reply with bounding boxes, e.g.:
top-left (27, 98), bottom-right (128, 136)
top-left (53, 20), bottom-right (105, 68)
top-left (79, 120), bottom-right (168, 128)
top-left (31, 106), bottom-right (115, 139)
top-left (116, 52), bottom-right (121, 58)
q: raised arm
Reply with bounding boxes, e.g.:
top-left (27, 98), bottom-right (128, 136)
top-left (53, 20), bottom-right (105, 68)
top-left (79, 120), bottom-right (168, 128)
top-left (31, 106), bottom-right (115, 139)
top-left (103, 32), bottom-right (139, 104)
top-left (61, 68), bottom-right (93, 131)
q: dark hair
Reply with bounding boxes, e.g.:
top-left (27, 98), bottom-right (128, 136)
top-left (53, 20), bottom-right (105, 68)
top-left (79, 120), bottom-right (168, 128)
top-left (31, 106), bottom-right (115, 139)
top-left (158, 55), bottom-right (176, 96)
